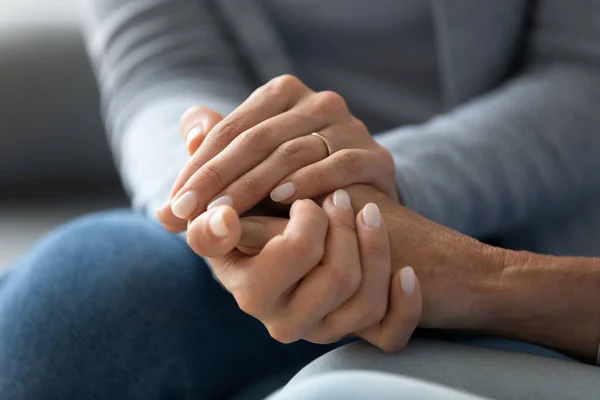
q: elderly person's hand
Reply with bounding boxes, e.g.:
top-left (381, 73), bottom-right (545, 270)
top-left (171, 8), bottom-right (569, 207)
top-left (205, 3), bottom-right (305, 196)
top-left (187, 190), bottom-right (422, 350)
top-left (157, 75), bottom-right (398, 232)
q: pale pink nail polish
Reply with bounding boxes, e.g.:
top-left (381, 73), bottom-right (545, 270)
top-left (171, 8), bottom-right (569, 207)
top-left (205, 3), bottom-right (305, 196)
top-left (400, 266), bottom-right (416, 294)
top-left (363, 203), bottom-right (382, 228)
top-left (208, 195), bottom-right (233, 210)
top-left (270, 182), bottom-right (296, 203)
top-left (171, 192), bottom-right (198, 219)
top-left (333, 189), bottom-right (352, 209)
top-left (209, 209), bottom-right (229, 238)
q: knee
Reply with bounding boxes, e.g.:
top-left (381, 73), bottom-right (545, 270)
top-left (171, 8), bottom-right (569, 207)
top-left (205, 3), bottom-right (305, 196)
top-left (2, 210), bottom-right (212, 323)
top-left (271, 372), bottom-right (479, 400)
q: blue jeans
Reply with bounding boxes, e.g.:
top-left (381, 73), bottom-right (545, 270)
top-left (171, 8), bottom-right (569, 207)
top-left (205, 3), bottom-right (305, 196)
top-left (0, 211), bottom-right (574, 399)
top-left (0, 211), bottom-right (340, 399)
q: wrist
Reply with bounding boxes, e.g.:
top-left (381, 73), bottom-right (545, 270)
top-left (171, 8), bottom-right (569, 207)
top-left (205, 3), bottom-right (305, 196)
top-left (417, 242), bottom-right (506, 331)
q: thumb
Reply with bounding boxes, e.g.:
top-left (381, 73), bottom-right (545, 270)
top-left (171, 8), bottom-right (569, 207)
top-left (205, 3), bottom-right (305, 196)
top-left (237, 216), bottom-right (289, 256)
top-left (187, 206), bottom-right (242, 257)
top-left (180, 106), bottom-right (224, 155)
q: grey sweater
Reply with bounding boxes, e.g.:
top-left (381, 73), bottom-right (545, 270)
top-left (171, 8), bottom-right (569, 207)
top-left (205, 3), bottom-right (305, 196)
top-left (79, 0), bottom-right (600, 239)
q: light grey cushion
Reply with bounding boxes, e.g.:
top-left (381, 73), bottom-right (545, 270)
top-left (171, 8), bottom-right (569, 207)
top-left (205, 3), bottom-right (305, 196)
top-left (290, 339), bottom-right (600, 400)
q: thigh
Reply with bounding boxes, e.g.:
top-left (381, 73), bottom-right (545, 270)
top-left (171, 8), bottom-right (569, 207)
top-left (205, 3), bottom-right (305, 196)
top-left (268, 371), bottom-right (488, 400)
top-left (290, 339), bottom-right (600, 400)
top-left (0, 211), bottom-right (335, 400)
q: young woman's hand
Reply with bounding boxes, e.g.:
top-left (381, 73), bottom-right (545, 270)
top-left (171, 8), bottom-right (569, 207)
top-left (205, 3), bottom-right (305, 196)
top-left (186, 191), bottom-right (421, 350)
top-left (157, 75), bottom-right (398, 232)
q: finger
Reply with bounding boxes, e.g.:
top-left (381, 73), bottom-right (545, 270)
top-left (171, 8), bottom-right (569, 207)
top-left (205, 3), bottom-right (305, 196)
top-left (166, 109), bottom-right (331, 225)
top-left (180, 106), bottom-right (224, 155)
top-left (186, 205), bottom-right (242, 258)
top-left (252, 199), bottom-right (328, 289)
top-left (237, 216), bottom-right (289, 256)
top-left (157, 202), bottom-right (189, 233)
top-left (207, 134), bottom-right (328, 217)
top-left (305, 203), bottom-right (391, 344)
top-left (270, 148), bottom-right (396, 205)
top-left (273, 190), bottom-right (361, 342)
top-left (225, 200), bottom-right (328, 325)
top-left (165, 87), bottom-right (353, 225)
top-left (358, 266), bottom-right (422, 353)
top-left (170, 75), bottom-right (310, 202)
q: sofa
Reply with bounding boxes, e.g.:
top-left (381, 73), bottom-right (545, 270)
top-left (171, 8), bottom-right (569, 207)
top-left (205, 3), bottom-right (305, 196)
top-left (0, 0), bottom-right (128, 269)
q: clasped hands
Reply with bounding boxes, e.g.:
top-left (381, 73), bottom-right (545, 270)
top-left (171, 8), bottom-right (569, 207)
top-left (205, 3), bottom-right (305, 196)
top-left (157, 75), bottom-right (483, 351)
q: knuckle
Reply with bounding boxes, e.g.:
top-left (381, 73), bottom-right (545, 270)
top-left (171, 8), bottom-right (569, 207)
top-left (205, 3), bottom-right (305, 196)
top-left (334, 149), bottom-right (364, 177)
top-left (378, 148), bottom-right (396, 176)
top-left (267, 74), bottom-right (303, 97)
top-left (209, 119), bottom-right (240, 145)
top-left (276, 139), bottom-right (311, 169)
top-left (379, 339), bottom-right (405, 353)
top-left (305, 331), bottom-right (342, 345)
top-left (327, 263), bottom-right (361, 297)
top-left (238, 173), bottom-right (264, 198)
top-left (192, 163), bottom-right (224, 191)
top-left (312, 91), bottom-right (347, 115)
top-left (344, 118), bottom-right (369, 139)
top-left (266, 321), bottom-right (302, 344)
top-left (287, 234), bottom-right (324, 264)
top-left (234, 289), bottom-right (259, 316)
top-left (237, 125), bottom-right (274, 153)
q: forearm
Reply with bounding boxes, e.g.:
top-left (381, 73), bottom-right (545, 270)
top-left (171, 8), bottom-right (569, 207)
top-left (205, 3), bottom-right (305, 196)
top-left (377, 66), bottom-right (600, 238)
top-left (469, 249), bottom-right (600, 363)
top-left (79, 0), bottom-right (251, 212)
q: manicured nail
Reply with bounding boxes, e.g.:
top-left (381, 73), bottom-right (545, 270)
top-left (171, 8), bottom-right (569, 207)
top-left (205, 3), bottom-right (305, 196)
top-left (209, 209), bottom-right (229, 238)
top-left (270, 182), bottom-right (296, 203)
top-left (400, 266), bottom-right (416, 294)
top-left (171, 192), bottom-right (198, 219)
top-left (333, 189), bottom-right (352, 209)
top-left (186, 126), bottom-right (204, 148)
top-left (362, 203), bottom-right (381, 228)
top-left (208, 195), bottom-right (233, 210)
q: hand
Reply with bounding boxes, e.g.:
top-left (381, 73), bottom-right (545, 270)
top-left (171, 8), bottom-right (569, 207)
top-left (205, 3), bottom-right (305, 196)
top-left (159, 106), bottom-right (285, 233)
top-left (186, 190), bottom-right (421, 350)
top-left (157, 75), bottom-right (398, 232)
top-left (340, 184), bottom-right (501, 330)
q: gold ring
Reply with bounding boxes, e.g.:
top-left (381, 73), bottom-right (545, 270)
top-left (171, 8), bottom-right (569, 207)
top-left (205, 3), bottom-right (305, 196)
top-left (311, 132), bottom-right (333, 157)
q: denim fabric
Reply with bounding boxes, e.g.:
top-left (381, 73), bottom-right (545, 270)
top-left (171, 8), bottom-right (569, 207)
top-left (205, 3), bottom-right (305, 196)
top-left (0, 211), bottom-right (580, 399)
top-left (0, 211), bottom-right (339, 399)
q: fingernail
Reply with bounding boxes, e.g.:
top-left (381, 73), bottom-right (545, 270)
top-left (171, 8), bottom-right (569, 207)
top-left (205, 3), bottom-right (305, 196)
top-left (156, 200), bottom-right (170, 216)
top-left (400, 266), bottom-right (416, 294)
top-left (362, 203), bottom-right (381, 228)
top-left (333, 189), bottom-right (352, 209)
top-left (209, 209), bottom-right (229, 238)
top-left (171, 192), bottom-right (198, 219)
top-left (239, 219), bottom-right (267, 249)
top-left (208, 195), bottom-right (233, 210)
top-left (186, 126), bottom-right (204, 148)
top-left (270, 182), bottom-right (296, 203)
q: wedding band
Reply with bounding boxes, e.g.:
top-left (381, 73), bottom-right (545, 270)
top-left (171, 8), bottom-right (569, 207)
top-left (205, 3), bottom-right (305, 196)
top-left (311, 132), bottom-right (333, 157)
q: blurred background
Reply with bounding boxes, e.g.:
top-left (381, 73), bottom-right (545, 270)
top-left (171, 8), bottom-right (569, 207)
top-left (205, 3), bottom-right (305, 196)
top-left (0, 0), bottom-right (128, 270)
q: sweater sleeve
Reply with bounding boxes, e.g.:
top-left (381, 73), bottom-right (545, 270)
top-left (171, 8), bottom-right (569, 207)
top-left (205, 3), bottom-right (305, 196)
top-left (376, 0), bottom-right (600, 237)
top-left (78, 0), bottom-right (252, 214)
